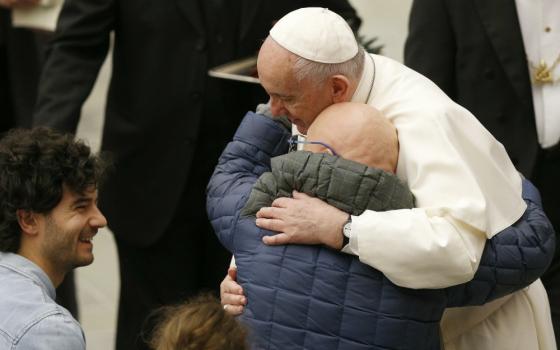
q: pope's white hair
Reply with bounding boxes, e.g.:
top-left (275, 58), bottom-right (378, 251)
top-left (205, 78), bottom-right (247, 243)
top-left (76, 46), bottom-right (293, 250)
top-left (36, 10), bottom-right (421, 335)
top-left (292, 46), bottom-right (365, 84)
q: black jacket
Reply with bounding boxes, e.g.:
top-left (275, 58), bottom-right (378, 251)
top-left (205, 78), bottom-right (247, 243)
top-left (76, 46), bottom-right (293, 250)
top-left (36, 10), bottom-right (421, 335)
top-left (404, 0), bottom-right (538, 177)
top-left (33, 0), bottom-right (360, 247)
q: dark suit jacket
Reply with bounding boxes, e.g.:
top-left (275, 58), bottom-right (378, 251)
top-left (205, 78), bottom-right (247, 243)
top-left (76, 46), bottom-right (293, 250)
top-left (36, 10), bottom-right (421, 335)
top-left (33, 0), bottom-right (360, 247)
top-left (404, 0), bottom-right (539, 178)
top-left (0, 9), bottom-right (43, 131)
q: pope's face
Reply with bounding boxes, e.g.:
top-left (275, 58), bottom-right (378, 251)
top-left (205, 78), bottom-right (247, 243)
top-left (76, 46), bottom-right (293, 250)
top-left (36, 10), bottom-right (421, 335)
top-left (38, 185), bottom-right (107, 273)
top-left (257, 39), bottom-right (334, 134)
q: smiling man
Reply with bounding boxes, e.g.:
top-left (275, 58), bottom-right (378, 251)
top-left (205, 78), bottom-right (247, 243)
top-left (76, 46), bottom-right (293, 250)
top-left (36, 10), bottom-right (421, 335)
top-left (0, 127), bottom-right (107, 349)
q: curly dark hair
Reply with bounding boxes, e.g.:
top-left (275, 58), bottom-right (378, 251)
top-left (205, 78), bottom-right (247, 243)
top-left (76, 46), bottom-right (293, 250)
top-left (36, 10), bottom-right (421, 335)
top-left (0, 127), bottom-right (107, 253)
top-left (149, 294), bottom-right (248, 350)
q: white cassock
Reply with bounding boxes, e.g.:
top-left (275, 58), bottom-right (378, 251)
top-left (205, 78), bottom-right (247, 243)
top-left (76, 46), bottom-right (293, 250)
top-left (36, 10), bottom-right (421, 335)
top-left (348, 54), bottom-right (554, 350)
top-left (348, 53), bottom-right (526, 288)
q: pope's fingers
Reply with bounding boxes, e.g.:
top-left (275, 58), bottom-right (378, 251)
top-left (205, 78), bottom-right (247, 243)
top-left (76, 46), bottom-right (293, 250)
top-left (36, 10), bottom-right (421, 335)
top-left (262, 233), bottom-right (290, 245)
top-left (271, 196), bottom-right (292, 208)
top-left (256, 206), bottom-right (284, 219)
top-left (255, 217), bottom-right (285, 232)
top-left (292, 190), bottom-right (311, 199)
top-left (255, 207), bottom-right (268, 219)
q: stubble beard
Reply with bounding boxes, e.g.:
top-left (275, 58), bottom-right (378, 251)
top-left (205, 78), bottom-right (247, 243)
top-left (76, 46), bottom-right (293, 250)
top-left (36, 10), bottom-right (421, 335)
top-left (43, 216), bottom-right (94, 274)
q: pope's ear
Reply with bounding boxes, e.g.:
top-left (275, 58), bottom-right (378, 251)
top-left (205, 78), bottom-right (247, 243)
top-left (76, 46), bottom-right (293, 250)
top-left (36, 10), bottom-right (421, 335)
top-left (16, 209), bottom-right (39, 236)
top-left (330, 75), bottom-right (352, 103)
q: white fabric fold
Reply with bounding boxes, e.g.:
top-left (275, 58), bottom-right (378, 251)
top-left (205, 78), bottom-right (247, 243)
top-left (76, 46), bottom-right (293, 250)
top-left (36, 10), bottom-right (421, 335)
top-left (351, 54), bottom-right (526, 288)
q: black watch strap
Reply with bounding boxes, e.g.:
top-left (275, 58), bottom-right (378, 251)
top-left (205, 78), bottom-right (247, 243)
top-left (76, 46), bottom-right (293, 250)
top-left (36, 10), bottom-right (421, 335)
top-left (342, 233), bottom-right (350, 248)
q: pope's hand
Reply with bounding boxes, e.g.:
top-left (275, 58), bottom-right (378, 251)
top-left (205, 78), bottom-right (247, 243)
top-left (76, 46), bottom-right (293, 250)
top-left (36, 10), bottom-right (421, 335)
top-left (256, 191), bottom-right (348, 250)
top-left (220, 267), bottom-right (246, 316)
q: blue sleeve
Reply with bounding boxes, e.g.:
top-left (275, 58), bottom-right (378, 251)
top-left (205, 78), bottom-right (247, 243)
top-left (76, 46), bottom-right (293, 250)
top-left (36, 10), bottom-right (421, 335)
top-left (16, 313), bottom-right (85, 350)
top-left (206, 112), bottom-right (291, 252)
top-left (446, 178), bottom-right (556, 306)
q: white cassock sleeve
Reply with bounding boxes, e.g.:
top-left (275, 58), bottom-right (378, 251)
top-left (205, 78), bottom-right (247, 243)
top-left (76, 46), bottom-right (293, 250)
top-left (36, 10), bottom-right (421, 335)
top-left (353, 210), bottom-right (486, 289)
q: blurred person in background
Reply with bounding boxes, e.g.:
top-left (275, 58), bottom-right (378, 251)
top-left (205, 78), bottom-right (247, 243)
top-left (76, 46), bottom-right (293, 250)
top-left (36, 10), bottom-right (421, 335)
top-left (1, 0), bottom-right (44, 131)
top-left (32, 1), bottom-right (361, 349)
top-left (0, 0), bottom-right (63, 129)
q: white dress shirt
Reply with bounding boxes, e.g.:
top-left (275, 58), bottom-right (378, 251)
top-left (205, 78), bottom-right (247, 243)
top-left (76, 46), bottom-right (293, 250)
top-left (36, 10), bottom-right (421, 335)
top-left (515, 0), bottom-right (560, 148)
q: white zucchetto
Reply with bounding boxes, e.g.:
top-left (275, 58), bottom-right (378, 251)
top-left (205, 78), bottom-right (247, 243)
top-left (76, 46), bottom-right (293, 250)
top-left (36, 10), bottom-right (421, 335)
top-left (269, 7), bottom-right (359, 64)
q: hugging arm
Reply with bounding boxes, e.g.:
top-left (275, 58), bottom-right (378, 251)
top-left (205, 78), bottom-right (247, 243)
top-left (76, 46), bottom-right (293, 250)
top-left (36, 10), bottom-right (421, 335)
top-left (225, 179), bottom-right (555, 311)
top-left (206, 112), bottom-right (291, 252)
top-left (446, 179), bottom-right (556, 306)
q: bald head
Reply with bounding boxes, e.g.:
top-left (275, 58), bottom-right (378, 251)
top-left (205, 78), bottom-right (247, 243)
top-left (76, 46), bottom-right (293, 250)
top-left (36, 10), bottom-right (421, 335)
top-left (304, 102), bottom-right (399, 173)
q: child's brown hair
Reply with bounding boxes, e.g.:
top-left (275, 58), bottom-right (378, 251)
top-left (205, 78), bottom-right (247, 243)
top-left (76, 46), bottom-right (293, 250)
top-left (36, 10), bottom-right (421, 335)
top-left (150, 294), bottom-right (248, 350)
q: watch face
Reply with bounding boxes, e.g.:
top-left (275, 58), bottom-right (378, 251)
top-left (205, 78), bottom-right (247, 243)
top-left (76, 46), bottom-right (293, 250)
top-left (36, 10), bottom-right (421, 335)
top-left (343, 222), bottom-right (351, 237)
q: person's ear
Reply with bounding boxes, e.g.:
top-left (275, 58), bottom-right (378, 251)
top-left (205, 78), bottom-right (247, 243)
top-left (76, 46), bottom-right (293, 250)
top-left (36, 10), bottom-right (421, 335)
top-left (330, 75), bottom-right (352, 103)
top-left (16, 209), bottom-right (40, 236)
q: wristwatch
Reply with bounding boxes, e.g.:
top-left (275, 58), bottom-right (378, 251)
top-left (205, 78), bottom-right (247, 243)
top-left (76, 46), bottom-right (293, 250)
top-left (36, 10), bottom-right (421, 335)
top-left (341, 215), bottom-right (352, 249)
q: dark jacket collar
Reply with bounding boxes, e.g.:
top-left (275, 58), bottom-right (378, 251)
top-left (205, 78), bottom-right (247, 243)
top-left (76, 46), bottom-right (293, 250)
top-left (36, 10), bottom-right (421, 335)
top-left (474, 0), bottom-right (534, 109)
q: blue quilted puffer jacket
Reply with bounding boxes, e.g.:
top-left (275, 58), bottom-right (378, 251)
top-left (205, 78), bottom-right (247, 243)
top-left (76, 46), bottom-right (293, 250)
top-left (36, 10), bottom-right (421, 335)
top-left (207, 112), bottom-right (555, 350)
